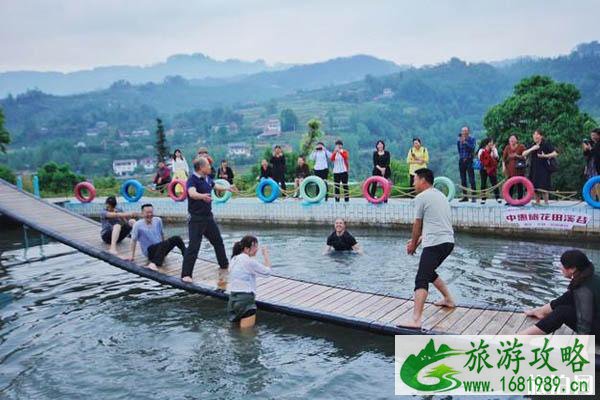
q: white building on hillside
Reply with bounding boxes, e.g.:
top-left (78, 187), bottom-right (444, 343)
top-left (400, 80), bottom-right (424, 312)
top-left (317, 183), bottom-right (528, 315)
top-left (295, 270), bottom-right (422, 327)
top-left (259, 119), bottom-right (281, 138)
top-left (113, 159), bottom-right (138, 176)
top-left (227, 142), bottom-right (251, 158)
top-left (139, 157), bottom-right (156, 172)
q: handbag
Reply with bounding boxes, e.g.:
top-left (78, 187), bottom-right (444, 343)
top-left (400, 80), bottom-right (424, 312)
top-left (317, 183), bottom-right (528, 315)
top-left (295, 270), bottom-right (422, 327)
top-left (472, 158), bottom-right (481, 170)
top-left (546, 157), bottom-right (559, 173)
top-left (515, 159), bottom-right (527, 170)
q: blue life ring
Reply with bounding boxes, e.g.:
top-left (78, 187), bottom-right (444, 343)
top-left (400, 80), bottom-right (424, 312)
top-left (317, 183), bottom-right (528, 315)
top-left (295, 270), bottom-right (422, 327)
top-left (256, 178), bottom-right (280, 203)
top-left (582, 176), bottom-right (600, 209)
top-left (120, 179), bottom-right (144, 203)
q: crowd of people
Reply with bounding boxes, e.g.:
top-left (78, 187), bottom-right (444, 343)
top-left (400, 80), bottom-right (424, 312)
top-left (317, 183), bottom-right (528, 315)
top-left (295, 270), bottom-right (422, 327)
top-left (101, 155), bottom-right (599, 337)
top-left (98, 125), bottom-right (600, 333)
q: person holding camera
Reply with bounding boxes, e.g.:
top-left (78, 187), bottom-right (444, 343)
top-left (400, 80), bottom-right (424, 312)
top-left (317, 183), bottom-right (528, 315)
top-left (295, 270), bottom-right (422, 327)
top-left (330, 140), bottom-right (350, 202)
top-left (502, 134), bottom-right (526, 199)
top-left (583, 128), bottom-right (600, 179)
top-left (310, 142), bottom-right (332, 201)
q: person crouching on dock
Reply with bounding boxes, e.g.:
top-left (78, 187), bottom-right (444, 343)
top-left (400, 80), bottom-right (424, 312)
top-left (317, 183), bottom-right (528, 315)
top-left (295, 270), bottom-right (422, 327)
top-left (227, 235), bottom-right (271, 328)
top-left (101, 196), bottom-right (136, 255)
top-left (127, 203), bottom-right (186, 271)
top-left (520, 250), bottom-right (600, 338)
top-left (399, 168), bottom-right (456, 329)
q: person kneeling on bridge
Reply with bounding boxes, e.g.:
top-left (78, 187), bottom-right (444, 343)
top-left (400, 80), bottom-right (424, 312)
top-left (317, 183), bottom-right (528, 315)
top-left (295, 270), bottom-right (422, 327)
top-left (127, 203), bottom-right (186, 271)
top-left (181, 156), bottom-right (237, 283)
top-left (227, 235), bottom-right (271, 328)
top-left (101, 196), bottom-right (136, 255)
top-left (400, 168), bottom-right (456, 329)
top-left (324, 218), bottom-right (362, 254)
top-left (520, 249), bottom-right (600, 338)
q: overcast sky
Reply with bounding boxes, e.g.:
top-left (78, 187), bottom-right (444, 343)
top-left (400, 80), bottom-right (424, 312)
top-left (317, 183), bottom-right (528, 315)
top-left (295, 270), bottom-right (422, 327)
top-left (0, 0), bottom-right (598, 72)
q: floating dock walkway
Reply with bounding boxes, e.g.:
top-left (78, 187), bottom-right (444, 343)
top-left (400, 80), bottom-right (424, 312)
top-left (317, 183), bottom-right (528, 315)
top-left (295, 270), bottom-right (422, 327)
top-left (1, 179), bottom-right (598, 364)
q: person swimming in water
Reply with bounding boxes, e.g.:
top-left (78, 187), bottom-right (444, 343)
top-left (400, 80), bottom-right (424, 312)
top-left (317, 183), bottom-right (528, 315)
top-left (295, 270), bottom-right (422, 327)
top-left (324, 218), bottom-right (362, 254)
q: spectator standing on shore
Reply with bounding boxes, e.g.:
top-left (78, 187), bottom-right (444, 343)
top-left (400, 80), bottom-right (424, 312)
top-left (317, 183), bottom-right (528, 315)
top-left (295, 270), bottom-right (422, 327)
top-left (457, 126), bottom-right (477, 202)
top-left (309, 142), bottom-right (331, 201)
top-left (331, 140), bottom-right (350, 202)
top-left (171, 149), bottom-right (190, 180)
top-left (406, 138), bottom-right (429, 188)
top-left (502, 135), bottom-right (526, 200)
top-left (478, 138), bottom-right (501, 204)
top-left (369, 140), bottom-right (391, 202)
top-left (293, 156), bottom-right (310, 198)
top-left (583, 128), bottom-right (600, 179)
top-left (522, 129), bottom-right (558, 206)
top-left (270, 145), bottom-right (287, 192)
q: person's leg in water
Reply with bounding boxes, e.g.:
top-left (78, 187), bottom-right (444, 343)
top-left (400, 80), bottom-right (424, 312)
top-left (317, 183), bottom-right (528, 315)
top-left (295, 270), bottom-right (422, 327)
top-left (239, 309), bottom-right (257, 329)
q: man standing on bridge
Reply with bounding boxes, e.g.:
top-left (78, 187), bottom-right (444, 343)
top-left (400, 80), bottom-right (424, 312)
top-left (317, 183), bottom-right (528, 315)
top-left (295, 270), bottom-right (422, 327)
top-left (181, 156), bottom-right (236, 283)
top-left (400, 168), bottom-right (455, 329)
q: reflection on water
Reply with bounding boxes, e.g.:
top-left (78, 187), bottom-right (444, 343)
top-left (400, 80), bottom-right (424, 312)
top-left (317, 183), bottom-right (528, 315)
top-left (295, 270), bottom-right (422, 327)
top-left (1, 223), bottom-right (597, 399)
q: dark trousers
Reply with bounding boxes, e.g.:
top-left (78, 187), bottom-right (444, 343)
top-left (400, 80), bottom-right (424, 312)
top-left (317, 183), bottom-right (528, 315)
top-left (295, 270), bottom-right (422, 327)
top-left (333, 172), bottom-right (349, 202)
top-left (272, 173), bottom-right (286, 191)
top-left (509, 181), bottom-right (524, 200)
top-left (459, 158), bottom-right (476, 197)
top-left (368, 174), bottom-right (389, 202)
top-left (314, 169), bottom-right (329, 201)
top-left (480, 170), bottom-right (500, 200)
top-left (147, 236), bottom-right (185, 267)
top-left (181, 217), bottom-right (228, 278)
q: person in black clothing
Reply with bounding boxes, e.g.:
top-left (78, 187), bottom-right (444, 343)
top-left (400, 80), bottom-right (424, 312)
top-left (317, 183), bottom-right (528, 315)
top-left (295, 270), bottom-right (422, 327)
top-left (258, 159), bottom-right (272, 180)
top-left (217, 159), bottom-right (235, 184)
top-left (369, 140), bottom-right (391, 201)
top-left (583, 128), bottom-right (600, 178)
top-left (270, 145), bottom-right (287, 192)
top-left (522, 129), bottom-right (558, 205)
top-left (293, 156), bottom-right (310, 198)
top-left (325, 218), bottom-right (362, 253)
top-left (520, 250), bottom-right (600, 338)
top-left (181, 156), bottom-right (236, 283)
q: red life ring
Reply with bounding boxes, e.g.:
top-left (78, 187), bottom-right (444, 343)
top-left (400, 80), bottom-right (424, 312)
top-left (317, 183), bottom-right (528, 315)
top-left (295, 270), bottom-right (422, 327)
top-left (362, 176), bottom-right (391, 203)
top-left (502, 176), bottom-right (534, 206)
top-left (167, 179), bottom-right (187, 201)
top-left (74, 181), bottom-right (96, 203)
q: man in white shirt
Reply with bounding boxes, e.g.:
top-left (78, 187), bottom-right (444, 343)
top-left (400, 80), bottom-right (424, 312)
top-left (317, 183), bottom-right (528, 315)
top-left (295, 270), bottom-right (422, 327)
top-left (309, 141), bottom-right (331, 201)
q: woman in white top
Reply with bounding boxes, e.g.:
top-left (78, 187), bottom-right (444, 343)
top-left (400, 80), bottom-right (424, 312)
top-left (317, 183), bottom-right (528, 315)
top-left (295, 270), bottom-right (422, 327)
top-left (170, 149), bottom-right (190, 179)
top-left (309, 141), bottom-right (332, 201)
top-left (227, 235), bottom-right (271, 328)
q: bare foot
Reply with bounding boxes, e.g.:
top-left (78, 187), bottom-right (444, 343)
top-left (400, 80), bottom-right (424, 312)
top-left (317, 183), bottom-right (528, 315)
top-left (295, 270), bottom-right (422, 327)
top-left (108, 248), bottom-right (119, 256)
top-left (434, 298), bottom-right (456, 308)
top-left (181, 276), bottom-right (193, 283)
top-left (145, 263), bottom-right (158, 271)
top-left (524, 308), bottom-right (542, 319)
top-left (397, 318), bottom-right (422, 329)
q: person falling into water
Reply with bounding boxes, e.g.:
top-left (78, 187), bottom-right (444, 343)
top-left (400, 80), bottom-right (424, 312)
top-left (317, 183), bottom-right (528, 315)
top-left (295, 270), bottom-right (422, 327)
top-left (227, 235), bottom-right (271, 328)
top-left (100, 196), bottom-right (137, 255)
top-left (324, 218), bottom-right (362, 254)
top-left (400, 168), bottom-right (455, 329)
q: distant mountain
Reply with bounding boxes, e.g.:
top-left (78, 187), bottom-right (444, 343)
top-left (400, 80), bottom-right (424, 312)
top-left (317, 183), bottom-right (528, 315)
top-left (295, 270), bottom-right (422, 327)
top-left (0, 53), bottom-right (290, 96)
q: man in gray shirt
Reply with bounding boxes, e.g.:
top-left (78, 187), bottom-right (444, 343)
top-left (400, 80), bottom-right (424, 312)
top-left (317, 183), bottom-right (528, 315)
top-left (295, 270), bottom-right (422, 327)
top-left (400, 168), bottom-right (455, 329)
top-left (127, 203), bottom-right (185, 271)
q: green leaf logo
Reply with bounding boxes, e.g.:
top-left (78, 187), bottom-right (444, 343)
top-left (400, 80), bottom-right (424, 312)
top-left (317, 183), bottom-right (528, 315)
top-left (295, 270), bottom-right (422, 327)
top-left (400, 339), bottom-right (464, 392)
